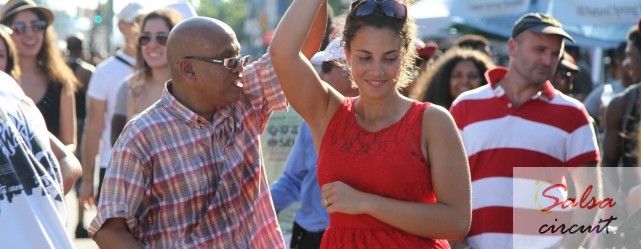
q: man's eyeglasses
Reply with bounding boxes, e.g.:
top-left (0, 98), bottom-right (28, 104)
top-left (350, 0), bottom-right (407, 21)
top-left (184, 55), bottom-right (251, 70)
top-left (11, 20), bottom-right (47, 35)
top-left (138, 34), bottom-right (168, 46)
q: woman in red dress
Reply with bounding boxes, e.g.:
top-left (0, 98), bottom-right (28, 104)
top-left (270, 0), bottom-right (471, 248)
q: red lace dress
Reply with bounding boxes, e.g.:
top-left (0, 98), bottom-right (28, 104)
top-left (317, 98), bottom-right (450, 249)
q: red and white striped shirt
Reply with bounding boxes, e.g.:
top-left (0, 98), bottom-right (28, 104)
top-left (450, 67), bottom-right (600, 249)
top-left (89, 53), bottom-right (287, 248)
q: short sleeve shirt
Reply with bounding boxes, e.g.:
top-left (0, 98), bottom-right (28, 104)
top-left (89, 53), bottom-right (287, 248)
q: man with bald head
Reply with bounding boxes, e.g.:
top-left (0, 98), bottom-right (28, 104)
top-left (89, 14), bottom-right (326, 248)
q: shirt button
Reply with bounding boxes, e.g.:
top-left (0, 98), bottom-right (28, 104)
top-left (507, 103), bottom-right (512, 108)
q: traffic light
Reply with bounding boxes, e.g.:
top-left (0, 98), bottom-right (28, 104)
top-left (93, 15), bottom-right (103, 24)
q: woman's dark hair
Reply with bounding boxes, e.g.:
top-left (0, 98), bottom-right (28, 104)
top-left (411, 48), bottom-right (495, 109)
top-left (134, 9), bottom-right (182, 84)
top-left (0, 26), bottom-right (20, 80)
top-left (321, 61), bottom-right (332, 73)
top-left (342, 0), bottom-right (417, 89)
top-left (628, 24), bottom-right (641, 53)
top-left (453, 34), bottom-right (492, 56)
top-left (4, 9), bottom-right (78, 93)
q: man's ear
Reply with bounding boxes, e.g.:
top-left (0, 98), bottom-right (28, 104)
top-left (508, 38), bottom-right (517, 58)
top-left (179, 59), bottom-right (195, 80)
top-left (344, 47), bottom-right (351, 63)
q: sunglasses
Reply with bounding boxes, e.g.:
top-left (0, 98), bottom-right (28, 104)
top-left (11, 20), bottom-right (47, 35)
top-left (184, 55), bottom-right (251, 70)
top-left (138, 34), bottom-right (168, 46)
top-left (350, 0), bottom-right (407, 20)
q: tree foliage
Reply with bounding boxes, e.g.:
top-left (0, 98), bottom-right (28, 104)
top-left (198, 0), bottom-right (248, 43)
top-left (196, 0), bottom-right (349, 46)
top-left (328, 0), bottom-right (348, 16)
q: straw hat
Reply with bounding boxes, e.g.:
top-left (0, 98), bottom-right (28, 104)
top-left (0, 0), bottom-right (54, 25)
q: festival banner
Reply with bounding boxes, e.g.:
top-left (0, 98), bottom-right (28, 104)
top-left (513, 167), bottom-right (641, 248)
top-left (552, 0), bottom-right (641, 25)
top-left (456, 0), bottom-right (530, 18)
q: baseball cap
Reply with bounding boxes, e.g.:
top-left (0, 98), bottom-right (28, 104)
top-left (311, 38), bottom-right (346, 65)
top-left (117, 3), bottom-right (146, 23)
top-left (559, 52), bottom-right (580, 72)
top-left (417, 42), bottom-right (438, 59)
top-left (512, 13), bottom-right (575, 43)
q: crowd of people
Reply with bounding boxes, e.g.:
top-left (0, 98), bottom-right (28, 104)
top-left (0, 0), bottom-right (640, 248)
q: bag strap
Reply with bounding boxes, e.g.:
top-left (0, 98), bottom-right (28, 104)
top-left (114, 55), bottom-right (134, 68)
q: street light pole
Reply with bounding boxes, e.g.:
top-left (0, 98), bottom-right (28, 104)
top-left (105, 0), bottom-right (114, 53)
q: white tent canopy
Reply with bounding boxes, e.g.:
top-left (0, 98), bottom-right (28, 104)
top-left (410, 0), bottom-right (637, 48)
top-left (410, 0), bottom-right (453, 38)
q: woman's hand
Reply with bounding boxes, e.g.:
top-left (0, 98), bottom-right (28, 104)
top-left (321, 181), bottom-right (372, 215)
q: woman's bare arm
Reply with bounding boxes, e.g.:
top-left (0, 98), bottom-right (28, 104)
top-left (270, 0), bottom-right (342, 133)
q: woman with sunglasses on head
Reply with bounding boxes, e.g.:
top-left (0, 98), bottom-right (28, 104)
top-left (270, 0), bottom-right (471, 248)
top-left (0, 24), bottom-right (20, 81)
top-left (0, 0), bottom-right (78, 151)
top-left (127, 9), bottom-right (182, 120)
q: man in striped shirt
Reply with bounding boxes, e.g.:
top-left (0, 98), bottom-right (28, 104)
top-left (450, 13), bottom-right (600, 249)
top-left (89, 16), bottom-right (325, 248)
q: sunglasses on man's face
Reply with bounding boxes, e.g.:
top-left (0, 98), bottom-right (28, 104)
top-left (138, 34), bottom-right (168, 46)
top-left (11, 20), bottom-right (47, 35)
top-left (184, 55), bottom-right (251, 70)
top-left (350, 0), bottom-right (407, 20)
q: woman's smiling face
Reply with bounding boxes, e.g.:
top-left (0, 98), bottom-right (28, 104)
top-left (346, 26), bottom-right (403, 99)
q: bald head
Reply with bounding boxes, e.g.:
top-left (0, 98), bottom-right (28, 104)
top-left (167, 17), bottom-right (238, 75)
top-left (165, 17), bottom-right (243, 119)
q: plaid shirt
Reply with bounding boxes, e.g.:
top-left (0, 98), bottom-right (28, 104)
top-left (89, 53), bottom-right (287, 248)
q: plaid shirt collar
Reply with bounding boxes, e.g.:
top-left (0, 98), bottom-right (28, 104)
top-left (162, 81), bottom-right (241, 140)
top-left (161, 81), bottom-right (208, 128)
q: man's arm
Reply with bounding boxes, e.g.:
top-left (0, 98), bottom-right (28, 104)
top-left (300, 0), bottom-right (326, 60)
top-left (80, 97), bottom-right (107, 207)
top-left (602, 95), bottom-right (626, 217)
top-left (49, 132), bottom-right (82, 195)
top-left (551, 103), bottom-right (604, 248)
top-left (560, 163), bottom-right (601, 249)
top-left (88, 126), bottom-right (150, 247)
top-left (602, 95), bottom-right (625, 169)
top-left (93, 218), bottom-right (142, 249)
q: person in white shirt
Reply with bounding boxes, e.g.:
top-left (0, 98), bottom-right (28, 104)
top-left (0, 71), bottom-right (82, 249)
top-left (78, 2), bottom-right (146, 222)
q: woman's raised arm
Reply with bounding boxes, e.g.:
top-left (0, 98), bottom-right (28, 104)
top-left (270, 0), bottom-right (342, 131)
